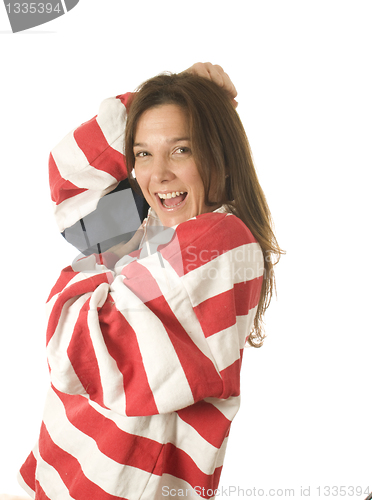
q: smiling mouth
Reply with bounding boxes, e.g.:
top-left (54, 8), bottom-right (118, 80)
top-left (158, 192), bottom-right (187, 208)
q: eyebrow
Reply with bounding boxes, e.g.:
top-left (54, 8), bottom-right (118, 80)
top-left (133, 137), bottom-right (191, 148)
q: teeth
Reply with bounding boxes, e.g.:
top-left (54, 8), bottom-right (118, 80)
top-left (158, 191), bottom-right (184, 199)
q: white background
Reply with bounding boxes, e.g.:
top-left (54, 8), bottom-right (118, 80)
top-left (0, 1), bottom-right (371, 498)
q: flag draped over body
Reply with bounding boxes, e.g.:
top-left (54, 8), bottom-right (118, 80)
top-left (19, 94), bottom-right (264, 500)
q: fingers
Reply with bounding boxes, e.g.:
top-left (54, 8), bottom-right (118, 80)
top-left (210, 63), bottom-right (238, 100)
top-left (186, 61), bottom-right (212, 79)
top-left (184, 62), bottom-right (238, 105)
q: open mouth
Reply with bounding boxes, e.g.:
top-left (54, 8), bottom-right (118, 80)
top-left (157, 191), bottom-right (188, 209)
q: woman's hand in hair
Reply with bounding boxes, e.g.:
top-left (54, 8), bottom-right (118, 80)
top-left (183, 62), bottom-right (238, 108)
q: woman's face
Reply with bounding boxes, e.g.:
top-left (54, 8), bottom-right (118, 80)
top-left (133, 104), bottom-right (215, 227)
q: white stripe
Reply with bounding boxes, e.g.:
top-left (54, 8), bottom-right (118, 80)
top-left (17, 468), bottom-right (36, 499)
top-left (47, 294), bottom-right (89, 395)
top-left (52, 181), bottom-right (119, 232)
top-left (114, 252), bottom-right (138, 272)
top-left (119, 250), bottom-right (220, 373)
top-left (141, 473), bottom-right (166, 500)
top-left (128, 307), bottom-right (194, 413)
top-left (203, 396), bottom-right (241, 421)
top-left (87, 283), bottom-right (127, 414)
top-left (155, 475), bottom-right (209, 499)
top-left (215, 435), bottom-right (229, 468)
top-left (88, 399), bottom-right (230, 475)
top-left (207, 324), bottom-right (241, 372)
top-left (43, 388), bottom-right (153, 499)
top-left (136, 251), bottom-right (183, 301)
top-left (52, 133), bottom-right (118, 190)
top-left (46, 266), bottom-right (112, 320)
top-left (88, 398), bottom-right (169, 441)
top-left (96, 97), bottom-right (127, 155)
top-left (161, 281), bottom-right (220, 373)
top-left (80, 401), bottom-right (224, 477)
top-left (34, 445), bottom-right (75, 500)
top-left (237, 305), bottom-right (258, 348)
top-left (45, 264), bottom-right (94, 308)
top-left (207, 306), bottom-right (258, 372)
top-left (45, 289), bottom-right (59, 311)
top-left (169, 414), bottom-right (219, 475)
top-left (182, 242), bottom-right (264, 307)
top-left (70, 253), bottom-right (104, 273)
top-left (123, 233), bottom-right (258, 373)
top-left (111, 275), bottom-right (194, 414)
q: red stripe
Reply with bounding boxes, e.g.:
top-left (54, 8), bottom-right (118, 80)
top-left (163, 213), bottom-right (257, 276)
top-left (121, 260), bottom-right (163, 304)
top-left (66, 298), bottom-right (105, 408)
top-left (38, 396), bottom-right (224, 499)
top-left (145, 294), bottom-right (223, 403)
top-left (125, 248), bottom-right (141, 260)
top-left (35, 481), bottom-right (51, 500)
top-left (212, 466), bottom-right (223, 491)
top-left (49, 94), bottom-right (131, 207)
top-left (55, 388), bottom-right (163, 472)
top-left (49, 153), bottom-right (87, 205)
top-left (116, 92), bottom-right (132, 108)
top-left (194, 277), bottom-right (263, 338)
top-left (234, 277), bottom-right (263, 315)
top-left (73, 116), bottom-right (127, 181)
top-left (46, 272), bottom-right (109, 345)
top-left (219, 356), bottom-right (242, 399)
top-left (19, 451), bottom-right (37, 492)
top-left (46, 265), bottom-right (79, 303)
top-left (38, 422), bottom-right (127, 500)
top-left (194, 288), bottom-right (237, 338)
top-left (99, 299), bottom-right (158, 416)
top-left (21, 408), bottom-right (225, 499)
top-left (177, 401), bottom-right (231, 448)
top-left (119, 261), bottom-right (225, 402)
top-left (158, 443), bottom-right (220, 499)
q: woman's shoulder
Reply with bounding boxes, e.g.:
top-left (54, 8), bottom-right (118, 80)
top-left (143, 209), bottom-right (263, 279)
top-left (177, 210), bottom-right (258, 247)
top-left (167, 211), bottom-right (263, 279)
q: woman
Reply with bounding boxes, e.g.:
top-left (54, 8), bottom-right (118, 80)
top-left (17, 63), bottom-right (282, 499)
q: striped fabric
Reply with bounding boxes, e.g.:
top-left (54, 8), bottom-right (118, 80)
top-left (49, 92), bottom-right (131, 233)
top-left (18, 95), bottom-right (264, 500)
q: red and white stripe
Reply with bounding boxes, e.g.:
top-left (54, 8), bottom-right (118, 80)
top-left (20, 212), bottom-right (264, 499)
top-left (49, 93), bottom-right (131, 232)
top-left (19, 95), bottom-right (264, 500)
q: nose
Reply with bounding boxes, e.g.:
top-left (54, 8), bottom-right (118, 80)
top-left (150, 154), bottom-right (175, 184)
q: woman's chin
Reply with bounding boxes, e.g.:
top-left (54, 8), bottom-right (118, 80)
top-left (157, 211), bottom-right (189, 228)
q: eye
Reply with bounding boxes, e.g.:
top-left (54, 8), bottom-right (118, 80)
top-left (135, 151), bottom-right (150, 158)
top-left (174, 146), bottom-right (191, 155)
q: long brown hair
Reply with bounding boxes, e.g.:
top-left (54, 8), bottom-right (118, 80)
top-left (125, 72), bottom-right (284, 347)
